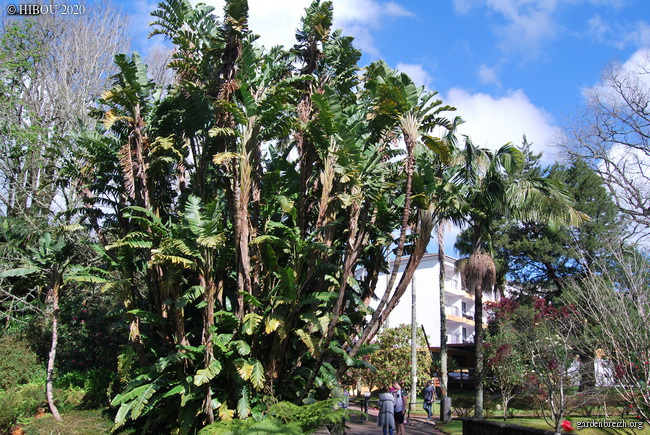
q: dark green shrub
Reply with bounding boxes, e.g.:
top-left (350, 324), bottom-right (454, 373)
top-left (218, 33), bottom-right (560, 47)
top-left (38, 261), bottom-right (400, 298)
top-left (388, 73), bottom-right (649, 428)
top-left (0, 382), bottom-right (46, 433)
top-left (268, 399), bottom-right (351, 433)
top-left (0, 335), bottom-right (44, 390)
top-left (198, 418), bottom-right (302, 435)
top-left (452, 395), bottom-right (474, 418)
top-left (197, 399), bottom-right (351, 435)
top-left (57, 292), bottom-right (126, 374)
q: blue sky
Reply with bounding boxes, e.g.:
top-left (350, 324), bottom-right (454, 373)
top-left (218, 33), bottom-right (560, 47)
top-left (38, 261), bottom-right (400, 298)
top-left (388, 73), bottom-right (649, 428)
top-left (119, 0), bottom-right (650, 160)
top-left (116, 0), bottom-right (650, 253)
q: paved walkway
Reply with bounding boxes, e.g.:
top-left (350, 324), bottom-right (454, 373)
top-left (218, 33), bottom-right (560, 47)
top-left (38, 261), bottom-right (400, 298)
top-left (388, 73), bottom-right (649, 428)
top-left (344, 407), bottom-right (447, 435)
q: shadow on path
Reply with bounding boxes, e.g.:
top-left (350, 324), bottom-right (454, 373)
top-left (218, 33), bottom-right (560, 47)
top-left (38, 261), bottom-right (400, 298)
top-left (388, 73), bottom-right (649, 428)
top-left (344, 409), bottom-right (447, 435)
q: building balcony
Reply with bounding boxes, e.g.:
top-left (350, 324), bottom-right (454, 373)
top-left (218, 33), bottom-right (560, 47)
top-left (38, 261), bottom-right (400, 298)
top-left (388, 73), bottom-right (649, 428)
top-left (447, 333), bottom-right (475, 345)
top-left (445, 286), bottom-right (473, 298)
top-left (445, 306), bottom-right (475, 325)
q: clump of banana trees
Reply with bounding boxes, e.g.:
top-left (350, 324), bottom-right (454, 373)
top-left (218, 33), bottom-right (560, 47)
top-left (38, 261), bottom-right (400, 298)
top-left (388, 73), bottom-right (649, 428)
top-left (72, 0), bottom-right (458, 432)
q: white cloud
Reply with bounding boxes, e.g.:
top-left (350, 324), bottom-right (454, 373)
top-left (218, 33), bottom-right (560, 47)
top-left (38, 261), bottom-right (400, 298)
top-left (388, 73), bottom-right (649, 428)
top-left (584, 15), bottom-right (650, 49)
top-left (586, 14), bottom-right (610, 41)
top-left (454, 0), bottom-right (630, 59)
top-left (477, 64), bottom-right (500, 86)
top-left (445, 88), bottom-right (559, 160)
top-left (617, 22), bottom-right (650, 49)
top-left (582, 48), bottom-right (650, 103)
top-left (452, 0), bottom-right (475, 14)
top-left (178, 0), bottom-right (412, 56)
top-left (395, 63), bottom-right (433, 89)
top-left (488, 0), bottom-right (559, 59)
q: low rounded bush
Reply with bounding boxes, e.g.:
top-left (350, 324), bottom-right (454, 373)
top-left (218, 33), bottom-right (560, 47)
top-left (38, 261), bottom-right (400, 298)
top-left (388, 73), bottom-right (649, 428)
top-left (452, 396), bottom-right (474, 418)
top-left (0, 382), bottom-right (46, 433)
top-left (0, 335), bottom-right (44, 390)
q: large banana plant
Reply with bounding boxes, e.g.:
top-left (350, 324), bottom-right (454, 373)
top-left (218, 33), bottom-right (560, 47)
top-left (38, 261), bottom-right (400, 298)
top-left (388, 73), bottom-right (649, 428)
top-left (73, 0), bottom-right (464, 432)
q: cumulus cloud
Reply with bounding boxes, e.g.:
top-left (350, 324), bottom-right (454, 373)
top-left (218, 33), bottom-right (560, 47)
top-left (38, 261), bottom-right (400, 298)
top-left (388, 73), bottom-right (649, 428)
top-left (582, 48), bottom-right (650, 103)
top-left (176, 0), bottom-right (413, 56)
top-left (395, 63), bottom-right (433, 89)
top-left (445, 88), bottom-right (559, 159)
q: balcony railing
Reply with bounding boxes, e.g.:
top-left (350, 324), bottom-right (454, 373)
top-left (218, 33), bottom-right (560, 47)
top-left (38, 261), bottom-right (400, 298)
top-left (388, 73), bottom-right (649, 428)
top-left (446, 306), bottom-right (474, 319)
top-left (447, 333), bottom-right (475, 344)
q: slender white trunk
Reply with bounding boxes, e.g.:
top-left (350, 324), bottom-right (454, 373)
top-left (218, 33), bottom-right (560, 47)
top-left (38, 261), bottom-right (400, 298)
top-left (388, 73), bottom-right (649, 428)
top-left (47, 283), bottom-right (62, 421)
top-left (438, 226), bottom-right (448, 398)
top-left (410, 275), bottom-right (417, 411)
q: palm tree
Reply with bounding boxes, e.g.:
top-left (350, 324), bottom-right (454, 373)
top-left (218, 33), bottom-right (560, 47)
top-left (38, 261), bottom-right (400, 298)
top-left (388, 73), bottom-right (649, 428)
top-left (457, 138), bottom-right (587, 418)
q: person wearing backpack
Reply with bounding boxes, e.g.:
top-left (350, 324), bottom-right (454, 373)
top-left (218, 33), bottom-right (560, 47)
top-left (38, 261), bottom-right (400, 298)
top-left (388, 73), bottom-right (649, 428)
top-left (422, 380), bottom-right (436, 420)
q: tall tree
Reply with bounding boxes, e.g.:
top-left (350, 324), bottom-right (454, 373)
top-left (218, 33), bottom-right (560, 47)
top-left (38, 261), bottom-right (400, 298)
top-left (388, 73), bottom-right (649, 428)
top-left (0, 229), bottom-right (98, 421)
top-left (456, 138), bottom-right (586, 418)
top-left (350, 61), bottom-right (456, 359)
top-left (560, 52), bottom-right (650, 242)
top-left (487, 153), bottom-right (623, 297)
top-left (0, 5), bottom-right (129, 222)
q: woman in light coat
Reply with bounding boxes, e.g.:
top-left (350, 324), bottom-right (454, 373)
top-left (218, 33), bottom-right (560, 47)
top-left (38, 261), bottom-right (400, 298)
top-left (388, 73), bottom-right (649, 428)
top-left (377, 388), bottom-right (396, 435)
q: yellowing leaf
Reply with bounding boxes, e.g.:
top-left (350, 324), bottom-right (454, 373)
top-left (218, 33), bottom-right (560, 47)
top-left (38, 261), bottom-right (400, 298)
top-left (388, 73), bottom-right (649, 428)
top-left (236, 361), bottom-right (254, 380)
top-left (218, 403), bottom-right (234, 421)
top-left (212, 152), bottom-right (241, 165)
top-left (265, 317), bottom-right (282, 334)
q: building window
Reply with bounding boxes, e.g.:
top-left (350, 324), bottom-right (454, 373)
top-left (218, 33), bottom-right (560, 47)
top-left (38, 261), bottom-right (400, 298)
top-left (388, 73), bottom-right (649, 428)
top-left (462, 327), bottom-right (467, 342)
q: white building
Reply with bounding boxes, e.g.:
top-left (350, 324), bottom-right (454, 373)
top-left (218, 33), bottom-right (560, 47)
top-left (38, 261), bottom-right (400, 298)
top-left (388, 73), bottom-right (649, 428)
top-left (369, 253), bottom-right (497, 347)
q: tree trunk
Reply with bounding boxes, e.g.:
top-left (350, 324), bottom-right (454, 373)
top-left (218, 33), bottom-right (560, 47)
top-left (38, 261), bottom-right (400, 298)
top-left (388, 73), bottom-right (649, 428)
top-left (474, 288), bottom-right (484, 419)
top-left (351, 138), bottom-right (417, 354)
top-left (46, 279), bottom-right (62, 421)
top-left (198, 271), bottom-right (216, 424)
top-left (410, 274), bottom-right (417, 412)
top-left (438, 225), bottom-right (448, 399)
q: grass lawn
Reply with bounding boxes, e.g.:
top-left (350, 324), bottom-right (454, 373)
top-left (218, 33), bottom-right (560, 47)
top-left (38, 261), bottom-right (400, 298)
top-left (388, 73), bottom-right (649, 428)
top-left (20, 409), bottom-right (135, 435)
top-left (436, 416), bottom-right (648, 435)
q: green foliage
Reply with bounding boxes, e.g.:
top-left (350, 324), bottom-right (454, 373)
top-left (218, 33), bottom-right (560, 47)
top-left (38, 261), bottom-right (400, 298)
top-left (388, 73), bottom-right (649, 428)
top-left (198, 418), bottom-right (302, 435)
top-left (57, 291), bottom-right (127, 376)
top-left (347, 324), bottom-right (432, 392)
top-left (0, 335), bottom-right (44, 390)
top-left (45, 0), bottom-right (459, 431)
top-left (484, 144), bottom-right (623, 297)
top-left (267, 399), bottom-right (350, 434)
top-left (0, 382), bottom-right (46, 432)
top-left (452, 395), bottom-right (474, 418)
top-left (199, 399), bottom-right (350, 435)
top-left (56, 370), bottom-right (118, 409)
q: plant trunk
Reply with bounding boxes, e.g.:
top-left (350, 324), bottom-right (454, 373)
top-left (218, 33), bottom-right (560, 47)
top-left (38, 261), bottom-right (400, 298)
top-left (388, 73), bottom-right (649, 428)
top-left (46, 280), bottom-right (62, 421)
top-left (351, 138), bottom-right (417, 355)
top-left (474, 287), bottom-right (484, 419)
top-left (410, 274), bottom-right (417, 412)
top-left (438, 225), bottom-right (448, 399)
top-left (200, 272), bottom-right (216, 424)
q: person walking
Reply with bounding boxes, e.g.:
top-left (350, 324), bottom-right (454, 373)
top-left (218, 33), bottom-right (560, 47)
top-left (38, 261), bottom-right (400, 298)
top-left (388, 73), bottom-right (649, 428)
top-left (392, 381), bottom-right (408, 435)
top-left (378, 388), bottom-right (396, 435)
top-left (423, 380), bottom-right (436, 420)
